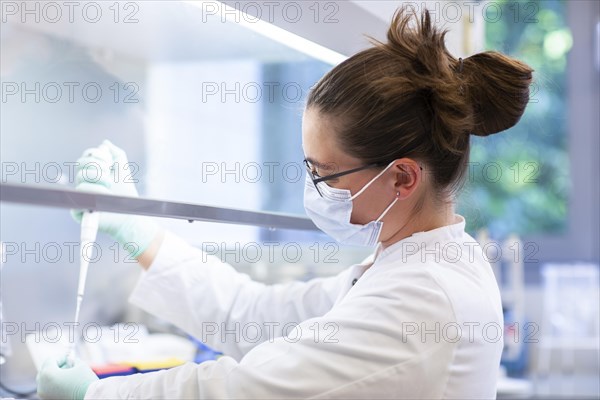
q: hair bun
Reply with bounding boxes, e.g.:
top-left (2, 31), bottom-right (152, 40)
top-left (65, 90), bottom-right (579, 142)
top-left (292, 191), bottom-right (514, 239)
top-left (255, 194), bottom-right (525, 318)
top-left (384, 8), bottom-right (534, 142)
top-left (461, 52), bottom-right (533, 136)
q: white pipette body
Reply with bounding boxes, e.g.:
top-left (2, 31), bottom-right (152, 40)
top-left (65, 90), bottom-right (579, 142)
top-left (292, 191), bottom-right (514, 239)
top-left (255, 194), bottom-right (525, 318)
top-left (65, 211), bottom-right (100, 367)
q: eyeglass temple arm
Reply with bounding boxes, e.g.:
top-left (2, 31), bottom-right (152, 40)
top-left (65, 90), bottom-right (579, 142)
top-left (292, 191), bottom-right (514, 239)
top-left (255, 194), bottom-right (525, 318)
top-left (313, 163), bottom-right (380, 184)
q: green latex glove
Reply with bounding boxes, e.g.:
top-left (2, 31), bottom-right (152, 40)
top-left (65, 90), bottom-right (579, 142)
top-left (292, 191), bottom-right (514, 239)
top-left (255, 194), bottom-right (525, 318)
top-left (71, 140), bottom-right (158, 258)
top-left (36, 356), bottom-right (99, 400)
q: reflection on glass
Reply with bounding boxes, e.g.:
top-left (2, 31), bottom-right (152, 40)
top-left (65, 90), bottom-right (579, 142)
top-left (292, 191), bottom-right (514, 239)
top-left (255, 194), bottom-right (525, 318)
top-left (0, 1), bottom-right (332, 218)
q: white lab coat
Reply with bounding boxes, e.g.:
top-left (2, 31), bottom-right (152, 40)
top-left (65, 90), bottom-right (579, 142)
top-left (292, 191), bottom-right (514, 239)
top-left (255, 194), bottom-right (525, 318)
top-left (85, 214), bottom-right (503, 399)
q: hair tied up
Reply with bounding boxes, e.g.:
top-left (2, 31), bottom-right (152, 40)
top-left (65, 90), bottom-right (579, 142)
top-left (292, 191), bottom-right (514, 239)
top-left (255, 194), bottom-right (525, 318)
top-left (305, 6), bottom-right (534, 195)
top-left (457, 57), bottom-right (465, 96)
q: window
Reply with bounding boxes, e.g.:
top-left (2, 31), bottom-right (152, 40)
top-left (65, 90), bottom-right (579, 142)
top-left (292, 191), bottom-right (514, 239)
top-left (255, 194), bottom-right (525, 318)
top-left (458, 0), bottom-right (571, 238)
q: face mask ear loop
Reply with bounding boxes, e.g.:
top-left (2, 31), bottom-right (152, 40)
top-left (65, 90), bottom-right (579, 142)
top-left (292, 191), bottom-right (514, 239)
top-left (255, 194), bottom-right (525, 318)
top-left (376, 195), bottom-right (399, 222)
top-left (350, 161), bottom-right (396, 201)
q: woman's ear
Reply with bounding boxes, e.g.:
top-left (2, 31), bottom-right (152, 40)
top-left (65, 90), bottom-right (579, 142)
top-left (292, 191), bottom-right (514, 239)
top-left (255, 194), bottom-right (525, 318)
top-left (393, 159), bottom-right (421, 200)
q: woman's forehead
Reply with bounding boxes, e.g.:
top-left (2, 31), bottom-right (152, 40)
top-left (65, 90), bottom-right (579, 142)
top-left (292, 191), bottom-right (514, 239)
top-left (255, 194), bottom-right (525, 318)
top-left (302, 108), bottom-right (361, 170)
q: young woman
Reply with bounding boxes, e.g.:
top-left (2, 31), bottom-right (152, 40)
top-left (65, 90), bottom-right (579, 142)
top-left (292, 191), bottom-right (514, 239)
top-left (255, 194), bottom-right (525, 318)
top-left (38, 8), bottom-right (533, 399)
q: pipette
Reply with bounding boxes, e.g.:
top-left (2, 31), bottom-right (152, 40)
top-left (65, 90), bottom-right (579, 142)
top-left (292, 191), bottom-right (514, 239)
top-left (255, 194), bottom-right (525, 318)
top-left (65, 211), bottom-right (100, 367)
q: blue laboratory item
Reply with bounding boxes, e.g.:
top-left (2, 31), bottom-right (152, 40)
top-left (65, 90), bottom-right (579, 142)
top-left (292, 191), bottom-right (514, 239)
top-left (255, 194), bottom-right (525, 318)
top-left (189, 336), bottom-right (222, 363)
top-left (501, 308), bottom-right (530, 377)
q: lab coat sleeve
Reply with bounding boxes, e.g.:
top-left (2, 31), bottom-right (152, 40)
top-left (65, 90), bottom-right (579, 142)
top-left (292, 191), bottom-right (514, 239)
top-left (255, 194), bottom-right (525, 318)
top-left (127, 231), bottom-right (357, 360)
top-left (85, 268), bottom-right (458, 399)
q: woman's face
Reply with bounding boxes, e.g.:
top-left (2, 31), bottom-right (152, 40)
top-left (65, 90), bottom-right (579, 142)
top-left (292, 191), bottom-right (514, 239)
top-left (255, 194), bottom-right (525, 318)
top-left (301, 107), bottom-right (403, 227)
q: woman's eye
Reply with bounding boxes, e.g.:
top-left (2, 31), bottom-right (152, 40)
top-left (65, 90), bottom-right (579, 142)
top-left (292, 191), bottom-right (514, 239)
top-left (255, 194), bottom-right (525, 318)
top-left (309, 167), bottom-right (321, 178)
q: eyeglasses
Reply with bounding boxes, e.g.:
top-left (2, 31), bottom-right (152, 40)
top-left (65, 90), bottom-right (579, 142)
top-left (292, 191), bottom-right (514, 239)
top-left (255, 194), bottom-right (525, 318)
top-left (303, 158), bottom-right (424, 197)
top-left (303, 158), bottom-right (381, 197)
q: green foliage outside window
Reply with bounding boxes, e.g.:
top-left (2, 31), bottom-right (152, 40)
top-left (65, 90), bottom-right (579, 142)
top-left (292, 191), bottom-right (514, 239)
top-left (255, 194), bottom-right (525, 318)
top-left (458, 0), bottom-right (571, 238)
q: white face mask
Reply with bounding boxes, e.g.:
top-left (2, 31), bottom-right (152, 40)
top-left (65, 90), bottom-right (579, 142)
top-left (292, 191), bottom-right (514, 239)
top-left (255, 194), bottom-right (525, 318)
top-left (303, 161), bottom-right (398, 246)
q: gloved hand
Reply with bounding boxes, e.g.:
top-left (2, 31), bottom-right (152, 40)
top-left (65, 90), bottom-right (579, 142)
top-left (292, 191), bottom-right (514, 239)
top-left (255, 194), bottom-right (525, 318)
top-left (36, 356), bottom-right (99, 400)
top-left (72, 140), bottom-right (159, 258)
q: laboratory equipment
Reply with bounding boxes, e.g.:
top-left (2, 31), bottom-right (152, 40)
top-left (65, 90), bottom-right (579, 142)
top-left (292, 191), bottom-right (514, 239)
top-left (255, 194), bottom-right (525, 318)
top-left (0, 183), bottom-right (318, 231)
top-left (65, 211), bottom-right (100, 367)
top-left (0, 241), bottom-right (11, 365)
top-left (536, 263), bottom-right (600, 395)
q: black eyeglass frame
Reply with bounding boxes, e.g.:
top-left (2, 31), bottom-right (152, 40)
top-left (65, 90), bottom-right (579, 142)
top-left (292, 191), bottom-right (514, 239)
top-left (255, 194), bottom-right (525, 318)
top-left (304, 159), bottom-right (383, 197)
top-left (303, 158), bottom-right (424, 197)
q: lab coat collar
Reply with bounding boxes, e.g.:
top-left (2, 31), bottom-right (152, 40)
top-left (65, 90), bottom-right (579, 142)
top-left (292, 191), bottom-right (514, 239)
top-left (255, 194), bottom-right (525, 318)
top-left (373, 214), bottom-right (467, 262)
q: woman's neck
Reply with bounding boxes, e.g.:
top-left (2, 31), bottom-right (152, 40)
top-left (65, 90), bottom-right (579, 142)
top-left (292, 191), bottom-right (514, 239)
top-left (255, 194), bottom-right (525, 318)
top-left (380, 201), bottom-right (456, 250)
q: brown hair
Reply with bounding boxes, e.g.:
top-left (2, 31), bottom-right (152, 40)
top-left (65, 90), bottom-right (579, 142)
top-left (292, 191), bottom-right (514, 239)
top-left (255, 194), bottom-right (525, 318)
top-left (306, 8), bottom-right (533, 201)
